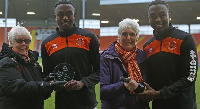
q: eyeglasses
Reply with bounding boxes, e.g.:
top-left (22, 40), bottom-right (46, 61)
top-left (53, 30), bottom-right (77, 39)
top-left (15, 39), bottom-right (31, 44)
top-left (148, 12), bottom-right (168, 19)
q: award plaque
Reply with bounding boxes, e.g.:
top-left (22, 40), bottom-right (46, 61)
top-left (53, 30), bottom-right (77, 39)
top-left (53, 63), bottom-right (75, 81)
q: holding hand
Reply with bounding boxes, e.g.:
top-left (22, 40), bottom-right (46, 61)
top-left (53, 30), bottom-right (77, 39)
top-left (64, 80), bottom-right (84, 91)
top-left (123, 77), bottom-right (138, 92)
top-left (120, 76), bottom-right (145, 93)
top-left (137, 82), bottom-right (161, 102)
top-left (50, 81), bottom-right (67, 91)
top-left (44, 73), bottom-right (58, 82)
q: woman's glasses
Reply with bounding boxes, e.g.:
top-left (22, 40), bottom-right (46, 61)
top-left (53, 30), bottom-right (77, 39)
top-left (15, 39), bottom-right (31, 44)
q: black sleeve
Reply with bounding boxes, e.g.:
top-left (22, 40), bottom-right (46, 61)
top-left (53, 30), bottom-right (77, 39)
top-left (41, 40), bottom-right (54, 77)
top-left (81, 33), bottom-right (100, 87)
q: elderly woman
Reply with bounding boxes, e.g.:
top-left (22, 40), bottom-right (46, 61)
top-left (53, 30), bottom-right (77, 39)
top-left (0, 26), bottom-right (54, 109)
top-left (100, 18), bottom-right (149, 109)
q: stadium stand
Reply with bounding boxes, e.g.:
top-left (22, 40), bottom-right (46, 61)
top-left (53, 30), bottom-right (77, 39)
top-left (0, 27), bottom-right (99, 56)
top-left (0, 27), bottom-right (199, 64)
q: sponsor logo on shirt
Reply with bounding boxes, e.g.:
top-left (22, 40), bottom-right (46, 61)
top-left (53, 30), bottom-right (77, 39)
top-left (188, 50), bottom-right (196, 82)
top-left (168, 41), bottom-right (176, 50)
top-left (76, 38), bottom-right (85, 46)
top-left (148, 47), bottom-right (153, 53)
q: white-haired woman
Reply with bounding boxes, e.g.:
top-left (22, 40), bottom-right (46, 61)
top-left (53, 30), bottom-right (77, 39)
top-left (100, 18), bottom-right (149, 109)
top-left (0, 26), bottom-right (55, 109)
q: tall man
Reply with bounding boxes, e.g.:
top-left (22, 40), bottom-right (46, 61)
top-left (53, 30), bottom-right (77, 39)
top-left (139, 0), bottom-right (198, 109)
top-left (41, 1), bottom-right (100, 109)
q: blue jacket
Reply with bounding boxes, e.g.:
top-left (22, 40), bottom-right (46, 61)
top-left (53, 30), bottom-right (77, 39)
top-left (100, 41), bottom-right (149, 109)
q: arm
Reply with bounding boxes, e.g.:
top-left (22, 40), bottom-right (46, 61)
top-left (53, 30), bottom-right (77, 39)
top-left (0, 66), bottom-right (52, 100)
top-left (41, 41), bottom-right (54, 77)
top-left (81, 34), bottom-right (100, 87)
top-left (100, 54), bottom-right (128, 100)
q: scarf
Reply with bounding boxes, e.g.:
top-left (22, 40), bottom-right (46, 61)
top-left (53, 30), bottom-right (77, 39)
top-left (115, 41), bottom-right (143, 82)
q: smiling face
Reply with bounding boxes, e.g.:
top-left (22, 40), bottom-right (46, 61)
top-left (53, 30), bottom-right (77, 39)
top-left (54, 4), bottom-right (76, 32)
top-left (10, 35), bottom-right (31, 56)
top-left (119, 28), bottom-right (137, 52)
top-left (148, 4), bottom-right (171, 34)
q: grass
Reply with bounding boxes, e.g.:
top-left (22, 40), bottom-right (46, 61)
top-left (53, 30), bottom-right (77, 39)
top-left (38, 57), bottom-right (199, 109)
top-left (44, 91), bottom-right (55, 109)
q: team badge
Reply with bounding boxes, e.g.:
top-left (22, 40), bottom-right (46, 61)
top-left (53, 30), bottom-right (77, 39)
top-left (169, 41), bottom-right (176, 50)
top-left (148, 47), bottom-right (153, 53)
top-left (76, 38), bottom-right (84, 46)
top-left (52, 44), bottom-right (57, 49)
top-left (53, 63), bottom-right (75, 81)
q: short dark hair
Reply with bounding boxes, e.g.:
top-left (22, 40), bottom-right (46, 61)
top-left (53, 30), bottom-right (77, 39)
top-left (148, 0), bottom-right (169, 10)
top-left (54, 0), bottom-right (75, 9)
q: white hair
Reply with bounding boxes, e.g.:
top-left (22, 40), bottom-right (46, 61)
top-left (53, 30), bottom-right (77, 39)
top-left (8, 26), bottom-right (32, 45)
top-left (118, 18), bottom-right (140, 39)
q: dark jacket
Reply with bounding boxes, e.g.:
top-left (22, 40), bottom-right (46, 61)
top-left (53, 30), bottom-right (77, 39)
top-left (0, 43), bottom-right (52, 109)
top-left (143, 24), bottom-right (198, 109)
top-left (100, 41), bottom-right (149, 109)
top-left (41, 27), bottom-right (100, 109)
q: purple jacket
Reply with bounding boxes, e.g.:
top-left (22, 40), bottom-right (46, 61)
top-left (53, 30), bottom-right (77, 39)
top-left (100, 41), bottom-right (149, 109)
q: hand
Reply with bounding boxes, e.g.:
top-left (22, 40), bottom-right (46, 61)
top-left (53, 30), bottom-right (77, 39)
top-left (136, 82), bottom-right (161, 102)
top-left (124, 77), bottom-right (138, 92)
top-left (50, 81), bottom-right (67, 91)
top-left (44, 73), bottom-right (58, 82)
top-left (134, 82), bottom-right (145, 93)
top-left (64, 80), bottom-right (84, 91)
